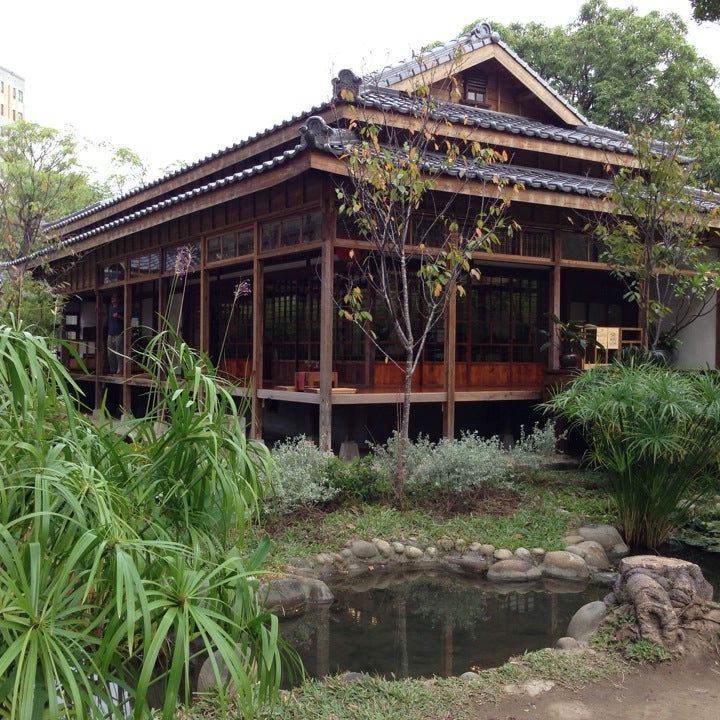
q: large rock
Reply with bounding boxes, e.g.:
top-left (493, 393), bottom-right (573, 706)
top-left (445, 553), bottom-right (489, 575)
top-left (488, 558), bottom-right (542, 582)
top-left (197, 644), bottom-right (247, 692)
top-left (605, 555), bottom-right (720, 653)
top-left (260, 576), bottom-right (334, 616)
top-left (577, 524), bottom-right (629, 556)
top-left (565, 540), bottom-right (610, 569)
top-left (494, 548), bottom-right (513, 561)
top-left (541, 551), bottom-right (590, 581)
top-left (567, 600), bottom-right (608, 641)
top-left (350, 540), bottom-right (378, 559)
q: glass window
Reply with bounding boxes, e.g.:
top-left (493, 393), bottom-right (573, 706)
top-left (102, 263), bottom-right (125, 284)
top-left (130, 252), bottom-right (161, 278)
top-left (303, 211), bottom-right (322, 243)
top-left (280, 216), bottom-right (302, 246)
top-left (164, 243), bottom-right (199, 274)
top-left (261, 221), bottom-right (281, 251)
top-left (207, 229), bottom-right (253, 263)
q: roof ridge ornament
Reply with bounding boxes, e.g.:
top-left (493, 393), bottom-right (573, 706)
top-left (300, 116), bottom-right (357, 150)
top-left (332, 69), bottom-right (362, 101)
top-left (470, 22), bottom-right (500, 43)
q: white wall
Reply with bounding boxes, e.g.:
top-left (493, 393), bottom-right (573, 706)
top-left (674, 298), bottom-right (716, 369)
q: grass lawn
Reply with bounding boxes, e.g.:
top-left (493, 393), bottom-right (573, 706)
top-left (254, 469), bottom-right (615, 572)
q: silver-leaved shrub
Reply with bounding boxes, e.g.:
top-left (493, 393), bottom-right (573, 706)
top-left (263, 436), bottom-right (338, 514)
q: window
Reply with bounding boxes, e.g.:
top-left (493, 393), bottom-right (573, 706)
top-left (129, 252), bottom-right (160, 278)
top-left (12, 110), bottom-right (15, 121)
top-left (485, 228), bottom-right (552, 258)
top-left (465, 73), bottom-right (487, 105)
top-left (0, 81), bottom-right (3, 92)
top-left (560, 231), bottom-right (603, 262)
top-left (17, 112), bottom-right (22, 120)
top-left (260, 210), bottom-right (322, 252)
top-left (101, 263), bottom-right (125, 284)
top-left (0, 104), bottom-right (4, 116)
top-left (17, 90), bottom-right (23, 102)
top-left (12, 87), bottom-right (16, 99)
top-left (163, 242), bottom-right (200, 274)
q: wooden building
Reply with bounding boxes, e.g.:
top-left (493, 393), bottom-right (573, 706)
top-left (8, 23), bottom-right (720, 449)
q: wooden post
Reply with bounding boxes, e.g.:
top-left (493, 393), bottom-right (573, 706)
top-left (319, 241), bottom-right (334, 451)
top-left (122, 282), bottom-right (131, 413)
top-left (200, 267), bottom-right (210, 355)
top-left (94, 279), bottom-right (102, 411)
top-left (318, 185), bottom-right (335, 451)
top-left (250, 257), bottom-right (264, 440)
top-left (443, 286), bottom-right (457, 439)
top-left (549, 232), bottom-right (562, 370)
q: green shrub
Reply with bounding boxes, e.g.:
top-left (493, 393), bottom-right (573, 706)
top-left (0, 323), bottom-right (294, 719)
top-left (510, 421), bottom-right (564, 470)
top-left (543, 363), bottom-right (720, 548)
top-left (325, 456), bottom-right (391, 502)
top-left (264, 436), bottom-right (338, 514)
top-left (370, 431), bottom-right (513, 501)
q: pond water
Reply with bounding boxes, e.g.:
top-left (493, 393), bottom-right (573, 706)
top-left (280, 571), bottom-right (604, 681)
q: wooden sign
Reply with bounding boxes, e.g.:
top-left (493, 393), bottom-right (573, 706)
top-left (595, 327), bottom-right (608, 348)
top-left (606, 327), bottom-right (620, 350)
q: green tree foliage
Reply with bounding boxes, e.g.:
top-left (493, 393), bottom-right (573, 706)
top-left (544, 363), bottom-right (720, 548)
top-left (0, 322), bottom-right (294, 718)
top-left (464, 1), bottom-right (720, 183)
top-left (589, 124), bottom-right (720, 351)
top-left (690, 0), bottom-right (720, 22)
top-left (0, 121), bottom-right (99, 262)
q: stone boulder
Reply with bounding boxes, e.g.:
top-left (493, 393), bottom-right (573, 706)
top-left (494, 548), bottom-right (513, 561)
top-left (350, 540), bottom-right (379, 560)
top-left (565, 540), bottom-right (610, 570)
top-left (488, 558), bottom-right (542, 582)
top-left (567, 600), bottom-right (608, 642)
top-left (445, 553), bottom-right (489, 575)
top-left (604, 555), bottom-right (720, 653)
top-left (260, 576), bottom-right (334, 616)
top-left (577, 524), bottom-right (629, 557)
top-left (541, 551), bottom-right (590, 581)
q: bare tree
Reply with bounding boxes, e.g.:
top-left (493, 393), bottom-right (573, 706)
top-left (329, 63), bottom-right (516, 496)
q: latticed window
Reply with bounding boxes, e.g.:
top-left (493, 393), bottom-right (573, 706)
top-left (465, 73), bottom-right (488, 105)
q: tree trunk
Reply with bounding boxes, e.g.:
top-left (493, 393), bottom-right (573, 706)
top-left (395, 351), bottom-right (414, 499)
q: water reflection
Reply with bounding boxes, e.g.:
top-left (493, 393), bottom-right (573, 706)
top-left (280, 571), bottom-right (603, 681)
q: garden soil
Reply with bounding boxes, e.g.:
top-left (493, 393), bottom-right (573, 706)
top-left (476, 649), bottom-right (720, 720)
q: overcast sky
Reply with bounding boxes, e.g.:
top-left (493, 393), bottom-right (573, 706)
top-left (3, 1), bottom-right (719, 177)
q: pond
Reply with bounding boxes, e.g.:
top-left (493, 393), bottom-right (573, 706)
top-left (280, 571), bottom-right (604, 681)
top-left (281, 548), bottom-right (720, 682)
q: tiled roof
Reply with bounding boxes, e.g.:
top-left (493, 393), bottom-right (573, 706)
top-left (367, 22), bottom-right (591, 126)
top-left (354, 87), bottom-right (635, 155)
top-left (43, 102), bottom-right (332, 232)
top-left (0, 142), bottom-right (307, 268)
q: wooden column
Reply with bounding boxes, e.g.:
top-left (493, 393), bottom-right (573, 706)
top-left (442, 287), bottom-right (457, 439)
top-left (122, 282), bottom-right (131, 413)
top-left (200, 267), bottom-right (210, 355)
top-left (319, 240), bottom-right (334, 451)
top-left (549, 232), bottom-right (562, 370)
top-left (318, 185), bottom-right (335, 451)
top-left (250, 257), bottom-right (264, 440)
top-left (94, 282), bottom-right (102, 412)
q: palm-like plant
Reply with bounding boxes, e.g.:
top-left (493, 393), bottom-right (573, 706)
top-left (543, 362), bottom-right (720, 548)
top-left (0, 322), bottom-right (295, 719)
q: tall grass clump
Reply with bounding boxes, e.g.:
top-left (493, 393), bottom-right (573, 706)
top-left (543, 362), bottom-right (720, 548)
top-left (0, 322), bottom-right (295, 719)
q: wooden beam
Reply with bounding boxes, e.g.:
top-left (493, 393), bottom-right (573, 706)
top-left (250, 256), bottom-right (264, 440)
top-left (199, 268), bottom-right (209, 355)
top-left (318, 185), bottom-right (335, 451)
top-left (443, 287), bottom-right (457, 438)
top-left (94, 278), bottom-right (102, 411)
top-left (335, 106), bottom-right (639, 169)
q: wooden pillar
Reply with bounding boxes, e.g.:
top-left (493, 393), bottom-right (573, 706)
top-left (442, 287), bottom-right (457, 439)
top-left (122, 282), bottom-right (131, 413)
top-left (319, 241), bottom-right (334, 451)
top-left (94, 282), bottom-right (102, 411)
top-left (250, 257), bottom-right (264, 440)
top-left (549, 232), bottom-right (562, 370)
top-left (318, 186), bottom-right (335, 451)
top-left (200, 267), bottom-right (210, 355)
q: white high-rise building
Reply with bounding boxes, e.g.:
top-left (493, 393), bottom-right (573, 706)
top-left (0, 66), bottom-right (25, 125)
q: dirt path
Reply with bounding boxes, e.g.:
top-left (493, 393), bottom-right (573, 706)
top-left (475, 651), bottom-right (720, 720)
